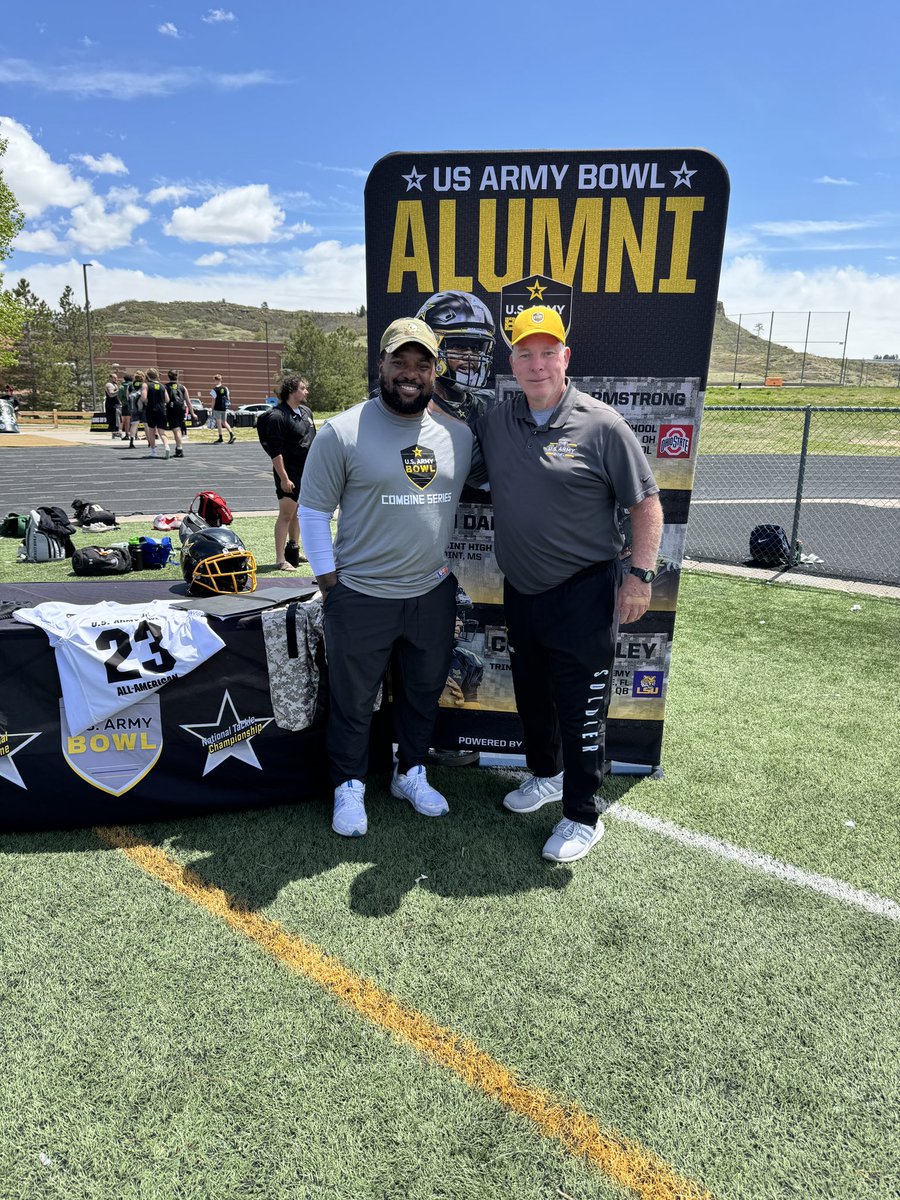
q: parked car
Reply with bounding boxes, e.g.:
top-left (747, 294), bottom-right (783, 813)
top-left (233, 403), bottom-right (273, 428)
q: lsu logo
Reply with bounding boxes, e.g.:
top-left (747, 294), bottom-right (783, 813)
top-left (657, 424), bottom-right (693, 458)
top-left (499, 274), bottom-right (572, 348)
top-left (401, 443), bottom-right (437, 490)
top-left (632, 671), bottom-right (663, 698)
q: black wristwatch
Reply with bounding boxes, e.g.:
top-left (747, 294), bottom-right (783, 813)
top-left (628, 565), bottom-right (657, 584)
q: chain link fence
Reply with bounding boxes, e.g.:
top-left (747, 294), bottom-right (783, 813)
top-left (687, 406), bottom-right (900, 586)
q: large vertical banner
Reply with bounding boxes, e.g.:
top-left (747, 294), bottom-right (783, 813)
top-left (365, 150), bottom-right (728, 769)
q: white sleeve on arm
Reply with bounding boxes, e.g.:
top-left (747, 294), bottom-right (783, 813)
top-left (297, 506), bottom-right (336, 576)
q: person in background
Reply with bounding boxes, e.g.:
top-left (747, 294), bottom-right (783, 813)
top-left (142, 368), bottom-right (171, 460)
top-left (260, 374), bottom-right (316, 570)
top-left (165, 369), bottom-right (191, 459)
top-left (210, 374), bottom-right (235, 444)
top-left (118, 373), bottom-right (135, 447)
top-left (104, 373), bottom-right (120, 438)
top-left (475, 306), bottom-right (663, 864)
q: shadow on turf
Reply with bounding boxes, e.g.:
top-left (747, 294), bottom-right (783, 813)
top-left (0, 774), bottom-right (643, 918)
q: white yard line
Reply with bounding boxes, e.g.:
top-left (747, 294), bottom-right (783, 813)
top-left (611, 804), bottom-right (900, 922)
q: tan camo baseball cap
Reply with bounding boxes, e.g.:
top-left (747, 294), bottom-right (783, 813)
top-left (380, 317), bottom-right (440, 358)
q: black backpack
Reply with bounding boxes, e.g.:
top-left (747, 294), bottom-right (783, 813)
top-left (72, 546), bottom-right (133, 575)
top-left (749, 524), bottom-right (801, 567)
top-left (72, 499), bottom-right (117, 527)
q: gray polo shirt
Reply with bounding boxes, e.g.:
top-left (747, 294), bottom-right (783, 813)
top-left (475, 381), bottom-right (659, 594)
top-left (299, 396), bottom-right (477, 599)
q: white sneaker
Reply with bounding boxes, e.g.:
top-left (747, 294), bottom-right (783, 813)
top-left (150, 447), bottom-right (157, 457)
top-left (541, 818), bottom-right (605, 863)
top-left (390, 765), bottom-right (449, 816)
top-left (503, 771), bottom-right (564, 813)
top-left (332, 779), bottom-right (367, 837)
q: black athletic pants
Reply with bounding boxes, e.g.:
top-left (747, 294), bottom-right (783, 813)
top-left (503, 559), bottom-right (621, 826)
top-left (323, 574), bottom-right (456, 785)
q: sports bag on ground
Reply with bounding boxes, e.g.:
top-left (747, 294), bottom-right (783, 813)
top-left (128, 536), bottom-right (174, 570)
top-left (1, 512), bottom-right (27, 538)
top-left (16, 506), bottom-right (76, 562)
top-left (72, 546), bottom-right (133, 575)
top-left (749, 524), bottom-right (801, 567)
top-left (72, 498), bottom-right (117, 527)
top-left (189, 491), bottom-right (233, 527)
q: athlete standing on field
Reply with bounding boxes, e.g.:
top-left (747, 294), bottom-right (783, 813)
top-left (298, 317), bottom-right (484, 838)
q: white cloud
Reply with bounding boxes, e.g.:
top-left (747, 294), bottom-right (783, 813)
top-left (68, 195), bottom-right (151, 253)
top-left (815, 176), bottom-right (857, 186)
top-left (195, 251), bottom-right (227, 266)
top-left (14, 227), bottom-right (69, 255)
top-left (720, 255), bottom-right (900, 357)
top-left (0, 59), bottom-right (273, 99)
top-left (74, 153), bottom-right (128, 175)
top-left (146, 184), bottom-right (194, 204)
top-left (17, 242), bottom-right (366, 315)
top-left (203, 8), bottom-right (236, 21)
top-left (0, 116), bottom-right (92, 217)
top-left (752, 219), bottom-right (872, 237)
top-left (157, 22), bottom-right (180, 38)
top-left (164, 184), bottom-right (291, 245)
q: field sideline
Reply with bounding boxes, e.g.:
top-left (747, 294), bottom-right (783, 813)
top-left (0, 572), bottom-right (898, 1199)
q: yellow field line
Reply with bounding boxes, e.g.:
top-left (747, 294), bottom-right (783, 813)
top-left (95, 824), bottom-right (714, 1200)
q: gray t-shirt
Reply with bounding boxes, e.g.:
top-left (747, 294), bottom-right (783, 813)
top-left (475, 381), bottom-right (660, 594)
top-left (299, 396), bottom-right (477, 599)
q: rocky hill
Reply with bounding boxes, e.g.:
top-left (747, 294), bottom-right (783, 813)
top-left (94, 299), bottom-right (895, 385)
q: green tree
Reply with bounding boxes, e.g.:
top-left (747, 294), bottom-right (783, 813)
top-left (6, 279), bottom-right (69, 408)
top-left (54, 284), bottom-right (109, 409)
top-left (281, 315), bottom-right (367, 411)
top-left (0, 135), bottom-right (26, 374)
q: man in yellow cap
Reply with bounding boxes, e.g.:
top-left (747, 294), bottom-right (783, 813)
top-left (475, 306), bottom-right (663, 863)
top-left (298, 317), bottom-right (483, 838)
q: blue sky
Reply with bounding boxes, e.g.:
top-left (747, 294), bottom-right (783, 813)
top-left (1, 0), bottom-right (898, 356)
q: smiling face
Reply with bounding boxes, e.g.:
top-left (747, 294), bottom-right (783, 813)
top-left (509, 333), bottom-right (570, 410)
top-left (379, 343), bottom-right (436, 416)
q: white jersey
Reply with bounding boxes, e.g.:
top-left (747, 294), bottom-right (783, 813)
top-left (14, 600), bottom-right (225, 736)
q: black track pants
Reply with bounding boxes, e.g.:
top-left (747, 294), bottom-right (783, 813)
top-left (323, 575), bottom-right (456, 785)
top-left (503, 560), bottom-right (620, 825)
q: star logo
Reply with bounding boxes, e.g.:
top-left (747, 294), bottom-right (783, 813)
top-left (181, 690), bottom-right (273, 777)
top-left (526, 279), bottom-right (546, 302)
top-left (402, 165), bottom-right (425, 192)
top-left (0, 730), bottom-right (41, 790)
top-left (671, 161), bottom-right (696, 188)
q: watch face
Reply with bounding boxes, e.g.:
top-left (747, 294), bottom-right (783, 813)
top-left (631, 566), bottom-right (656, 583)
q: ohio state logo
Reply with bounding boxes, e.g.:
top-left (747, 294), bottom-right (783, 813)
top-left (657, 424), bottom-right (693, 458)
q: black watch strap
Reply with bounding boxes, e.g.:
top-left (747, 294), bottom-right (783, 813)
top-left (628, 565), bottom-right (657, 584)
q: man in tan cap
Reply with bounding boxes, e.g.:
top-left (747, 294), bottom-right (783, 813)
top-left (298, 317), bottom-right (483, 838)
top-left (475, 306), bottom-right (663, 864)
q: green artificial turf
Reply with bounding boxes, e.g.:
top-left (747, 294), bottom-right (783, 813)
top-left (1, 562), bottom-right (898, 1199)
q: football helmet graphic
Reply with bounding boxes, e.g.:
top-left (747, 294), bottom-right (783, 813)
top-left (181, 527), bottom-right (257, 596)
top-left (454, 585), bottom-right (478, 643)
top-left (417, 291), bottom-right (495, 390)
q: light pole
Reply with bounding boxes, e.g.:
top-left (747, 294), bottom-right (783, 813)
top-left (82, 262), bottom-right (98, 412)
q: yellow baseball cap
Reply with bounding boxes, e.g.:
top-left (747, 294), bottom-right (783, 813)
top-left (510, 305), bottom-right (567, 346)
top-left (380, 317), bottom-right (440, 358)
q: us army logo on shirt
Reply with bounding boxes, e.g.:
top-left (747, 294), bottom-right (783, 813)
top-left (401, 444), bottom-right (437, 490)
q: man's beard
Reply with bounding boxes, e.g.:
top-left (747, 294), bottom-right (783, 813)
top-left (379, 372), bottom-right (431, 415)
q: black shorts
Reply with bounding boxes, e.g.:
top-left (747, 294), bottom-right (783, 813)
top-left (274, 471), bottom-right (300, 503)
top-left (146, 401), bottom-right (167, 429)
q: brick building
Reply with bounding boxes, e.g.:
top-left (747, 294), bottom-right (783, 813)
top-left (101, 335), bottom-right (285, 408)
